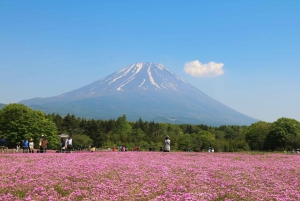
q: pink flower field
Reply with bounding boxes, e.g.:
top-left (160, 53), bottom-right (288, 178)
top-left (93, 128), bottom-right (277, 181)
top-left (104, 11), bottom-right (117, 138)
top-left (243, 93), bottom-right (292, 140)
top-left (0, 152), bottom-right (299, 201)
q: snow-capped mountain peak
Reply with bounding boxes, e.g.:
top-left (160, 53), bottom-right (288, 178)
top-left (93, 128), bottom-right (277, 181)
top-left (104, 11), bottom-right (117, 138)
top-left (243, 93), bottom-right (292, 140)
top-left (19, 62), bottom-right (257, 125)
top-left (63, 62), bottom-right (190, 97)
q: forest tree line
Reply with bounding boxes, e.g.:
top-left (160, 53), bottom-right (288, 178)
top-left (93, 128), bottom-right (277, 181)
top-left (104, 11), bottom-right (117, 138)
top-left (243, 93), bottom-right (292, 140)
top-left (46, 112), bottom-right (300, 152)
top-left (1, 104), bottom-right (300, 152)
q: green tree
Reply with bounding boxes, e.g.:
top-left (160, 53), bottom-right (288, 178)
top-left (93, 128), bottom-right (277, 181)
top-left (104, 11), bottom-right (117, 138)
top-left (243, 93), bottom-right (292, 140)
top-left (131, 128), bottom-right (145, 143)
top-left (62, 114), bottom-right (82, 134)
top-left (190, 133), bottom-right (203, 152)
top-left (224, 127), bottom-right (238, 140)
top-left (72, 134), bottom-right (93, 149)
top-left (245, 121), bottom-right (271, 150)
top-left (47, 113), bottom-right (64, 134)
top-left (115, 115), bottom-right (132, 134)
top-left (265, 117), bottom-right (300, 150)
top-left (83, 120), bottom-right (104, 148)
top-left (178, 133), bottom-right (191, 151)
top-left (198, 131), bottom-right (215, 150)
top-left (0, 104), bottom-right (58, 149)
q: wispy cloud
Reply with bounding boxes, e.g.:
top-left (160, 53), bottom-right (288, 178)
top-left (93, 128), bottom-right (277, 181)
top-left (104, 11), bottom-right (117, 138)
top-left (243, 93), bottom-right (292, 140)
top-left (184, 60), bottom-right (224, 77)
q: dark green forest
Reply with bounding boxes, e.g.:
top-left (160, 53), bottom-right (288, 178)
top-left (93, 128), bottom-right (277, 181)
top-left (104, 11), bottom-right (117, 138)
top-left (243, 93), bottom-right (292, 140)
top-left (1, 104), bottom-right (300, 152)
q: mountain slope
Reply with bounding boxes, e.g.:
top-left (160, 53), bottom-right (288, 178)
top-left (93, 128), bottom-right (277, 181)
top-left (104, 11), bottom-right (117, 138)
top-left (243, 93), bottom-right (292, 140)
top-left (20, 62), bottom-right (258, 125)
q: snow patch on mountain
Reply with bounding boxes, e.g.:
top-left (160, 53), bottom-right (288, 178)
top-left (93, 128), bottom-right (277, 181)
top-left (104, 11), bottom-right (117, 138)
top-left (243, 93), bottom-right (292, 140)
top-left (147, 66), bottom-right (160, 89)
top-left (117, 77), bottom-right (135, 91)
top-left (139, 79), bottom-right (146, 88)
top-left (157, 64), bottom-right (164, 70)
top-left (90, 86), bottom-right (97, 91)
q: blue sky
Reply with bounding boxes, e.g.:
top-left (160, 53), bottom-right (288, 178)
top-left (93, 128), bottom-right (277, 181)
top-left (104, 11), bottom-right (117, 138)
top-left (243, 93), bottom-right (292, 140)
top-left (1, 0), bottom-right (299, 123)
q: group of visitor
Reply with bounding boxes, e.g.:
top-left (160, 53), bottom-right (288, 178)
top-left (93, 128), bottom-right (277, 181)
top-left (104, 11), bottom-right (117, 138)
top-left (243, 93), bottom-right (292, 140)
top-left (1, 134), bottom-right (172, 153)
top-left (21, 138), bottom-right (34, 153)
top-left (22, 135), bottom-right (49, 153)
top-left (2, 135), bottom-right (73, 154)
top-left (0, 135), bottom-right (49, 153)
top-left (133, 146), bottom-right (140, 151)
top-left (60, 136), bottom-right (73, 153)
top-left (109, 136), bottom-right (171, 152)
top-left (116, 145), bottom-right (127, 152)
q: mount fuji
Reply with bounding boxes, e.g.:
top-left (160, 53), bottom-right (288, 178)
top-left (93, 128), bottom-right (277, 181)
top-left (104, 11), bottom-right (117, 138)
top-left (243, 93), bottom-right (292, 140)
top-left (20, 62), bottom-right (257, 125)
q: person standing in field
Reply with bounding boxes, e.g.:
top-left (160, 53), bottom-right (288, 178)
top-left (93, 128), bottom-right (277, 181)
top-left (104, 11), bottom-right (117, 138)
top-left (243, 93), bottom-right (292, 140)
top-left (0, 137), bottom-right (7, 153)
top-left (40, 136), bottom-right (48, 153)
top-left (60, 138), bottom-right (66, 153)
top-left (23, 138), bottom-right (29, 153)
top-left (65, 136), bottom-right (73, 153)
top-left (29, 138), bottom-right (34, 153)
top-left (163, 135), bottom-right (171, 152)
top-left (16, 142), bottom-right (20, 153)
top-left (39, 135), bottom-right (44, 152)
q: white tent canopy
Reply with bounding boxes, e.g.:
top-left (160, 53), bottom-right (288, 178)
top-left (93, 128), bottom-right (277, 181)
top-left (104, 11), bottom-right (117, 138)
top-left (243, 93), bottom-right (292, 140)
top-left (58, 134), bottom-right (69, 138)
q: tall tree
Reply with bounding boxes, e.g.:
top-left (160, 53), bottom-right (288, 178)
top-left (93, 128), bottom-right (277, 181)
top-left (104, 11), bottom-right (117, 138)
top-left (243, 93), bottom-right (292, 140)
top-left (72, 134), bottom-right (93, 149)
top-left (115, 115), bottom-right (132, 134)
top-left (265, 117), bottom-right (300, 150)
top-left (245, 121), bottom-right (271, 150)
top-left (224, 127), bottom-right (238, 140)
top-left (198, 130), bottom-right (216, 150)
top-left (0, 104), bottom-right (58, 149)
top-left (62, 114), bottom-right (81, 134)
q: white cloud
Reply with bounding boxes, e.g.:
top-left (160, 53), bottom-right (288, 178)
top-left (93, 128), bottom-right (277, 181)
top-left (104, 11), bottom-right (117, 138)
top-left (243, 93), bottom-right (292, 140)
top-left (184, 60), bottom-right (224, 77)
